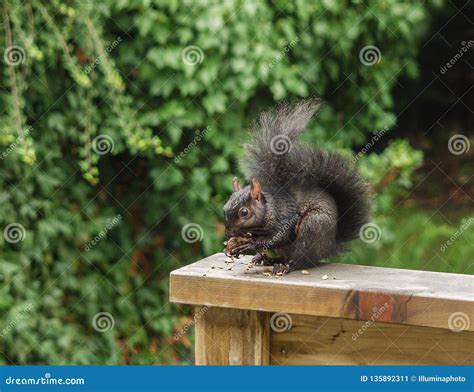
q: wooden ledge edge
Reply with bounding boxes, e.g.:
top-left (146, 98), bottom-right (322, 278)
top-left (169, 253), bottom-right (474, 332)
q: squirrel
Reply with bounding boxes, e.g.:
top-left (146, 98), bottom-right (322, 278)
top-left (223, 99), bottom-right (372, 275)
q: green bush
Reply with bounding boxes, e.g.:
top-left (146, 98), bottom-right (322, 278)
top-left (0, 0), bottom-right (457, 365)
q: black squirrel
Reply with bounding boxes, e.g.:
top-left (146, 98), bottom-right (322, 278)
top-left (223, 99), bottom-right (372, 275)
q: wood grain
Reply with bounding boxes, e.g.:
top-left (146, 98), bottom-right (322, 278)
top-left (194, 306), bottom-right (270, 365)
top-left (271, 314), bottom-right (474, 365)
top-left (170, 253), bottom-right (474, 331)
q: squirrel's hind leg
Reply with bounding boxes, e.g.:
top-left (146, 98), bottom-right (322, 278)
top-left (252, 253), bottom-right (282, 266)
top-left (272, 261), bottom-right (293, 275)
top-left (274, 211), bottom-right (338, 275)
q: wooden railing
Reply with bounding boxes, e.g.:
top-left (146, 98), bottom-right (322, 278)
top-left (169, 253), bottom-right (474, 365)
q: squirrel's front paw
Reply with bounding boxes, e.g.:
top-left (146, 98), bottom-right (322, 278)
top-left (231, 240), bottom-right (255, 256)
top-left (225, 236), bottom-right (255, 257)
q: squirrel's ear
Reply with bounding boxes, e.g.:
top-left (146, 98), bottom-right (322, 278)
top-left (232, 177), bottom-right (242, 192)
top-left (250, 178), bottom-right (262, 202)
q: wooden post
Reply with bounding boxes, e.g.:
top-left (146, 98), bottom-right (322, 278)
top-left (194, 306), bottom-right (270, 365)
top-left (170, 253), bottom-right (474, 365)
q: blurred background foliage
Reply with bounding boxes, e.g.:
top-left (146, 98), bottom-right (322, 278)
top-left (0, 0), bottom-right (472, 364)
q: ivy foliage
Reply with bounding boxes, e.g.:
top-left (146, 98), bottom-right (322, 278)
top-left (0, 0), bottom-right (448, 364)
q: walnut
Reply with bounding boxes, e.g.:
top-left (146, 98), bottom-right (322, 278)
top-left (224, 235), bottom-right (251, 258)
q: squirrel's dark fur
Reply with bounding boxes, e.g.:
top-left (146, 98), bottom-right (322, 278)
top-left (223, 99), bottom-right (372, 275)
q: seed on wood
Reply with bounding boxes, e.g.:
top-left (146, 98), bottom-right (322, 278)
top-left (322, 274), bottom-right (329, 280)
top-left (302, 270), bottom-right (310, 275)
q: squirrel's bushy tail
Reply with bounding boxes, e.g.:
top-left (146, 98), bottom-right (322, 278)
top-left (243, 99), bottom-right (372, 243)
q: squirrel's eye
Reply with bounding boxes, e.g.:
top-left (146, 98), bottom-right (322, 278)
top-left (239, 207), bottom-right (249, 217)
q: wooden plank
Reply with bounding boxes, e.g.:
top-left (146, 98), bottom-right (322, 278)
top-left (270, 314), bottom-right (474, 365)
top-left (170, 253), bottom-right (474, 331)
top-left (194, 306), bottom-right (270, 365)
